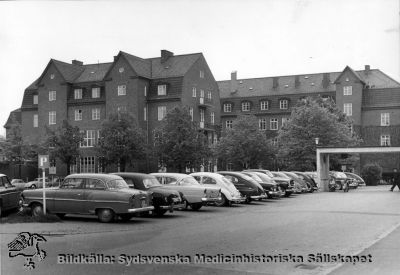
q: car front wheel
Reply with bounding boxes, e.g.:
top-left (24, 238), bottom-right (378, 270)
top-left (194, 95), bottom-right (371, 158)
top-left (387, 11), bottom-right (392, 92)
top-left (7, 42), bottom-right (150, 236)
top-left (214, 194), bottom-right (227, 207)
top-left (154, 208), bottom-right (167, 216)
top-left (191, 203), bottom-right (202, 211)
top-left (31, 204), bottom-right (44, 217)
top-left (97, 209), bottom-right (115, 223)
top-left (30, 184), bottom-right (36, 189)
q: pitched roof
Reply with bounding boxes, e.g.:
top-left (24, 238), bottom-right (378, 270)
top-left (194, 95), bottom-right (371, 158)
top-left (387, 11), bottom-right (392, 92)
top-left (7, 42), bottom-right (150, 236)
top-left (120, 51), bottom-right (151, 78)
top-left (4, 108), bottom-right (21, 128)
top-left (218, 68), bottom-right (400, 98)
top-left (52, 59), bottom-right (85, 82)
top-left (149, 53), bottom-right (202, 78)
top-left (74, 63), bottom-right (113, 83)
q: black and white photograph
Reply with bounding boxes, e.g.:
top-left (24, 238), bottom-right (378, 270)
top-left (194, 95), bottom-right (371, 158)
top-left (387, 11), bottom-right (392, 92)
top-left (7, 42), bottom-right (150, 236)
top-left (1, 0), bottom-right (399, 274)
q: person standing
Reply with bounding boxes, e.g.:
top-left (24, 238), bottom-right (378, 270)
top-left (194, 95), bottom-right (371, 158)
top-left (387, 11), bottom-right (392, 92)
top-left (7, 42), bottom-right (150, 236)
top-left (390, 169), bottom-right (400, 191)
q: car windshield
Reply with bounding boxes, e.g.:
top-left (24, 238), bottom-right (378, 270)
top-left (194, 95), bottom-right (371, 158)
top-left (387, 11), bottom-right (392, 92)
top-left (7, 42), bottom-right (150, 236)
top-left (143, 178), bottom-right (162, 188)
top-left (256, 173), bottom-right (273, 182)
top-left (273, 172), bottom-right (290, 179)
top-left (107, 179), bottom-right (129, 189)
top-left (180, 177), bottom-right (200, 186)
top-left (334, 172), bottom-right (347, 178)
top-left (245, 173), bottom-right (262, 182)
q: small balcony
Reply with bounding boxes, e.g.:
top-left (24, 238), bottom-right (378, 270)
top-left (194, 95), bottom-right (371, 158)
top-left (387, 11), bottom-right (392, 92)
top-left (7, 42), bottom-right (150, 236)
top-left (199, 121), bottom-right (217, 131)
top-left (198, 97), bottom-right (213, 108)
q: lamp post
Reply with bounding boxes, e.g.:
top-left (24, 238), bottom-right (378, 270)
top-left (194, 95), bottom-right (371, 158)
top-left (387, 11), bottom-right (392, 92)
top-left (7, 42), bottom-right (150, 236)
top-left (315, 137), bottom-right (321, 190)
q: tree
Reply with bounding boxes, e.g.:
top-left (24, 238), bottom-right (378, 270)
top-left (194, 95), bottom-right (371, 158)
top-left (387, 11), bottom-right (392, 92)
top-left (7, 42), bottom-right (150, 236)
top-left (46, 120), bottom-right (83, 175)
top-left (277, 97), bottom-right (361, 170)
top-left (153, 107), bottom-right (211, 172)
top-left (216, 115), bottom-right (274, 170)
top-left (97, 112), bottom-right (147, 172)
top-left (361, 163), bottom-right (382, 186)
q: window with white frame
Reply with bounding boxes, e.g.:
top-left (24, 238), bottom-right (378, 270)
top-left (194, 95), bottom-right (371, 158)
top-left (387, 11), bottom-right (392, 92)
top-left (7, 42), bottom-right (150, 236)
top-left (270, 118), bottom-right (278, 130)
top-left (144, 85), bottom-right (147, 97)
top-left (200, 70), bottom-right (204, 78)
top-left (207, 91), bottom-right (212, 100)
top-left (49, 111), bottom-right (56, 125)
top-left (381, 113), bottom-right (390, 126)
top-left (282, 117), bottom-right (289, 127)
top-left (192, 87), bottom-right (196, 97)
top-left (92, 87), bottom-right (100, 98)
top-left (74, 89), bottom-right (82, 99)
top-left (226, 120), bottom-right (233, 129)
top-left (33, 114), bottom-right (38, 128)
top-left (80, 156), bottom-right (96, 173)
top-left (92, 108), bottom-right (100, 120)
top-left (144, 107), bottom-right (147, 121)
top-left (33, 95), bottom-right (38, 104)
top-left (157, 84), bottom-right (167, 96)
top-left (118, 85), bottom-right (126, 96)
top-left (381, 135), bottom-right (391, 146)
top-left (260, 101), bottom-right (269, 110)
top-left (344, 103), bottom-right (352, 116)
top-left (211, 112), bottom-right (215, 125)
top-left (279, 99), bottom-right (288, 109)
top-left (343, 86), bottom-right (352, 95)
top-left (200, 109), bottom-right (205, 122)
top-left (189, 107), bottom-right (193, 121)
top-left (117, 106), bottom-right (127, 113)
top-left (224, 103), bottom-right (232, 112)
top-left (81, 130), bottom-right (96, 147)
top-left (49, 90), bottom-right (56, 101)
top-left (200, 89), bottom-right (204, 98)
top-left (242, 102), bottom-right (250, 111)
top-left (259, 118), bottom-right (267, 130)
top-left (158, 106), bottom-right (167, 120)
top-left (75, 109), bottom-right (82, 121)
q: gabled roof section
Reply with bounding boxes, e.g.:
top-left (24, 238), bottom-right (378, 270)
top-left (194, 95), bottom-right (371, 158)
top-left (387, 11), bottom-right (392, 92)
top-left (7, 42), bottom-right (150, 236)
top-left (4, 108), bottom-right (21, 128)
top-left (149, 53), bottom-right (202, 79)
top-left (26, 78), bottom-right (40, 90)
top-left (74, 63), bottom-right (113, 83)
top-left (120, 51), bottom-right (151, 78)
top-left (357, 69), bottom-right (400, 89)
top-left (52, 59), bottom-right (85, 82)
top-left (334, 66), bottom-right (365, 84)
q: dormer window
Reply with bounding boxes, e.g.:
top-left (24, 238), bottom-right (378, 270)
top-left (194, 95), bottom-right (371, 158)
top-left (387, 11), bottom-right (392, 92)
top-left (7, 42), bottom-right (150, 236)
top-left (260, 101), bottom-right (269, 110)
top-left (242, 101), bottom-right (250, 111)
top-left (33, 95), bottom-right (38, 105)
top-left (157, 84), bottom-right (167, 96)
top-left (279, 99), bottom-right (288, 109)
top-left (343, 86), bottom-right (352, 95)
top-left (223, 103), bottom-right (232, 112)
top-left (92, 87), bottom-right (100, 98)
top-left (74, 89), bottom-right (82, 99)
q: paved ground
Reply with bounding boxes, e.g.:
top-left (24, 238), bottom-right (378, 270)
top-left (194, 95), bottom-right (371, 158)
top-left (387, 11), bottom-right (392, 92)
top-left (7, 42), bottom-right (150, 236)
top-left (1, 185), bottom-right (400, 275)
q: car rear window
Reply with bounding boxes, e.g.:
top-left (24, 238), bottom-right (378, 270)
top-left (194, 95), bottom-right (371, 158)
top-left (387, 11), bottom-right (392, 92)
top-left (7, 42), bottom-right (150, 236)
top-left (143, 178), bottom-right (161, 188)
top-left (107, 179), bottom-right (129, 190)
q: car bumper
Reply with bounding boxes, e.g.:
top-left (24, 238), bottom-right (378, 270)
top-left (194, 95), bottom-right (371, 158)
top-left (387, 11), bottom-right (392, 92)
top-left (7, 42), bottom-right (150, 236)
top-left (128, 206), bottom-right (154, 213)
top-left (202, 197), bottom-right (222, 202)
top-left (231, 197), bottom-right (246, 203)
top-left (267, 191), bottom-right (281, 198)
top-left (250, 195), bottom-right (263, 200)
top-left (159, 203), bottom-right (185, 211)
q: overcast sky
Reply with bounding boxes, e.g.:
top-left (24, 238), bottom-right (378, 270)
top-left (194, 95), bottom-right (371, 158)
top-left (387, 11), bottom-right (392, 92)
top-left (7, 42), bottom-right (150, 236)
top-left (0, 0), bottom-right (398, 136)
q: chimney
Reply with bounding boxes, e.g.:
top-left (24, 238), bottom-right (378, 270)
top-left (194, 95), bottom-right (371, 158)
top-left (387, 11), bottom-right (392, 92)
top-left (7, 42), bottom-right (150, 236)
top-left (161, 50), bottom-right (174, 63)
top-left (113, 56), bottom-right (118, 61)
top-left (231, 71), bottom-right (237, 81)
top-left (294, 75), bottom-right (300, 88)
top-left (322, 73), bottom-right (330, 88)
top-left (230, 71), bottom-right (238, 94)
top-left (72, 60), bottom-right (83, 66)
top-left (365, 65), bottom-right (370, 74)
top-left (273, 77), bottom-right (279, 89)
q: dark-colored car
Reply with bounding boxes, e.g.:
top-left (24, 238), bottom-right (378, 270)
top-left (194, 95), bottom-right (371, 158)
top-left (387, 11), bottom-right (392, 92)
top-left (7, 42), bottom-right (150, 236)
top-left (112, 172), bottom-right (184, 216)
top-left (21, 173), bottom-right (154, 222)
top-left (292, 172), bottom-right (318, 192)
top-left (329, 171), bottom-right (355, 190)
top-left (282, 171), bottom-right (311, 193)
top-left (217, 171), bottom-right (265, 203)
top-left (344, 172), bottom-right (364, 188)
top-left (0, 174), bottom-right (21, 217)
top-left (241, 171), bottom-right (283, 198)
top-left (245, 169), bottom-right (294, 197)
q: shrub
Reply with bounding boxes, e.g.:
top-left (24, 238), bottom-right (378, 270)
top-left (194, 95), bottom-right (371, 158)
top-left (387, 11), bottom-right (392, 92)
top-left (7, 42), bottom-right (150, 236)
top-left (361, 163), bottom-right (382, 186)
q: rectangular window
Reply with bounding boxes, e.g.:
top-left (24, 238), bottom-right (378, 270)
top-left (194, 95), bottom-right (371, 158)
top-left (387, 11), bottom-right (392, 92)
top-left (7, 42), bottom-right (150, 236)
top-left (92, 87), bottom-right (100, 98)
top-left (144, 85), bottom-right (147, 97)
top-left (343, 86), bottom-right (353, 95)
top-left (200, 70), bottom-right (204, 78)
top-left (189, 107), bottom-right (193, 121)
top-left (211, 112), bottom-right (215, 125)
top-left (381, 113), bottom-right (390, 126)
top-left (344, 103), bottom-right (352, 116)
top-left (33, 95), bottom-right (38, 104)
top-left (282, 117), bottom-right (289, 127)
top-left (49, 90), bottom-right (56, 101)
top-left (144, 107), bottom-right (147, 121)
top-left (260, 101), bottom-right (269, 110)
top-left (33, 114), bottom-right (38, 128)
top-left (118, 85), bottom-right (126, 96)
top-left (270, 118), bottom-right (278, 130)
top-left (92, 108), bottom-right (100, 120)
top-left (74, 89), bottom-right (82, 99)
top-left (200, 89), bottom-right (204, 98)
top-left (157, 85), bottom-right (167, 96)
top-left (117, 106), bottom-right (127, 113)
top-left (75, 109), bottom-right (82, 121)
top-left (49, 111), bottom-right (56, 125)
top-left (224, 103), bottom-right (232, 112)
top-left (280, 99), bottom-right (288, 109)
top-left (80, 156), bottom-right (96, 173)
top-left (192, 87), bottom-right (197, 97)
top-left (200, 109), bottom-right (205, 122)
top-left (381, 135), bottom-right (391, 146)
top-left (259, 118), bottom-right (267, 130)
top-left (242, 102), bottom-right (250, 111)
top-left (207, 91), bottom-right (212, 100)
top-left (158, 106), bottom-right (167, 120)
top-left (81, 130), bottom-right (96, 148)
top-left (226, 120), bottom-right (233, 129)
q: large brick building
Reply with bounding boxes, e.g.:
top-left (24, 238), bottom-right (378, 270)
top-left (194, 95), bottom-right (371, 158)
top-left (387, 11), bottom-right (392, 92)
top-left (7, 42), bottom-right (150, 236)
top-left (4, 50), bottom-right (220, 175)
top-left (217, 66), bottom-right (400, 173)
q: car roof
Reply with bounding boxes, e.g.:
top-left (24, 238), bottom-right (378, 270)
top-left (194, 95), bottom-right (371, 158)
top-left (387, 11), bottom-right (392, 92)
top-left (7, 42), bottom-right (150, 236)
top-left (0, 174), bottom-right (7, 177)
top-left (111, 172), bottom-right (154, 179)
top-left (65, 173), bottom-right (122, 181)
top-left (150, 173), bottom-right (192, 180)
top-left (190, 172), bottom-right (224, 178)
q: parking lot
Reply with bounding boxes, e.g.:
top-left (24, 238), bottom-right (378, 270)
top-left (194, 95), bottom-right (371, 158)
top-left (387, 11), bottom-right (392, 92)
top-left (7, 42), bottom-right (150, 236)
top-left (2, 185), bottom-right (400, 275)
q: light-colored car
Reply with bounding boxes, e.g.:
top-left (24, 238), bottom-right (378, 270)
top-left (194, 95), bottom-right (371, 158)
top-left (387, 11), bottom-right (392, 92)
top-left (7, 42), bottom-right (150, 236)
top-left (21, 173), bottom-right (154, 222)
top-left (10, 179), bottom-right (26, 190)
top-left (190, 172), bottom-right (245, 206)
top-left (23, 177), bottom-right (63, 189)
top-left (0, 174), bottom-right (21, 217)
top-left (151, 173), bottom-right (221, 211)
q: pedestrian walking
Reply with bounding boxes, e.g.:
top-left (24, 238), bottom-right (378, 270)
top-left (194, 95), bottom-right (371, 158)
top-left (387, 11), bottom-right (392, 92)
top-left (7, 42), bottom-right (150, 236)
top-left (390, 169), bottom-right (400, 191)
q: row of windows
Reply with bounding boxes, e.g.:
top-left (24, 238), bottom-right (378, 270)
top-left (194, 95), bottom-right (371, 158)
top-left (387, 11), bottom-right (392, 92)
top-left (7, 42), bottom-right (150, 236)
top-left (74, 88), bottom-right (101, 99)
top-left (223, 99), bottom-right (289, 112)
top-left (192, 88), bottom-right (212, 100)
top-left (74, 108), bottom-right (101, 121)
top-left (225, 118), bottom-right (288, 130)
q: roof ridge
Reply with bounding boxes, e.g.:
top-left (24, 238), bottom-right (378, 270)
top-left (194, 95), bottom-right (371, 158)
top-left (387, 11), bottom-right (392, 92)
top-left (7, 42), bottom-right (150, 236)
top-left (120, 51), bottom-right (150, 63)
top-left (218, 71), bottom-right (342, 82)
top-left (83, 62), bottom-right (113, 66)
top-left (146, 52), bottom-right (202, 60)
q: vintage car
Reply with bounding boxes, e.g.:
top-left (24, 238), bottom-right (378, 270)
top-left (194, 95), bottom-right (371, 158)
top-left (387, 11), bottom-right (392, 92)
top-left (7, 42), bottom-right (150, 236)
top-left (10, 179), bottom-right (26, 190)
top-left (344, 172), bottom-right (365, 187)
top-left (292, 172), bottom-right (318, 192)
top-left (281, 171), bottom-right (311, 193)
top-left (217, 171), bottom-right (266, 203)
top-left (330, 171), bottom-right (356, 189)
top-left (190, 172), bottom-right (245, 206)
top-left (112, 172), bottom-right (184, 216)
top-left (21, 173), bottom-right (154, 222)
top-left (245, 169), bottom-right (294, 197)
top-left (0, 174), bottom-right (21, 217)
top-left (23, 177), bottom-right (64, 189)
top-left (151, 173), bottom-right (221, 210)
top-left (241, 171), bottom-right (283, 198)
top-left (271, 171), bottom-right (301, 194)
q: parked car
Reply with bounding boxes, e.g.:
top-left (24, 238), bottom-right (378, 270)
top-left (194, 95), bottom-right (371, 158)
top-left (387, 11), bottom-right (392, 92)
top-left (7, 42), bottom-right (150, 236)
top-left (304, 172), bottom-right (320, 188)
top-left (190, 172), bottom-right (245, 206)
top-left (293, 172), bottom-right (318, 192)
top-left (241, 171), bottom-right (283, 198)
top-left (151, 173), bottom-right (221, 210)
top-left (217, 171), bottom-right (265, 203)
top-left (0, 174), bottom-right (21, 217)
top-left (10, 179), bottom-right (26, 190)
top-left (272, 171), bottom-right (301, 194)
top-left (282, 172), bottom-right (311, 193)
top-left (112, 172), bottom-right (184, 216)
top-left (244, 169), bottom-right (294, 197)
top-left (21, 173), bottom-right (154, 222)
top-left (329, 171), bottom-right (356, 190)
top-left (344, 172), bottom-right (365, 187)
